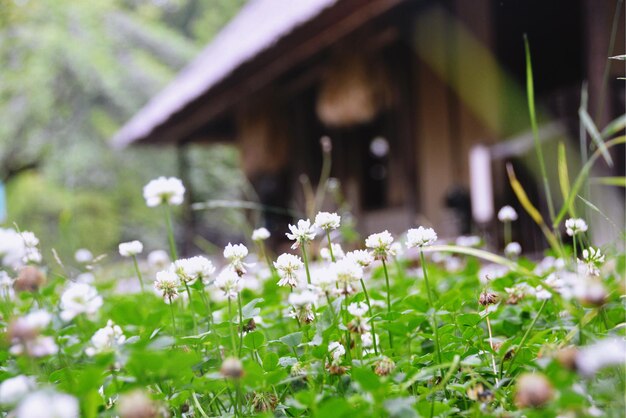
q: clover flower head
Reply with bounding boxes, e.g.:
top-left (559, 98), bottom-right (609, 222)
top-left (172, 256), bottom-right (215, 285)
top-left (504, 242), bottom-right (522, 257)
top-left (331, 258), bottom-right (363, 288)
top-left (575, 337), bottom-right (626, 377)
top-left (345, 249), bottom-right (374, 267)
top-left (579, 247), bottom-right (605, 277)
top-left (118, 240), bottom-right (143, 257)
top-left (365, 230), bottom-right (394, 260)
top-left (406, 226), bottom-right (437, 248)
top-left (252, 227), bottom-right (271, 241)
top-left (60, 283), bottom-right (103, 321)
top-left (154, 270), bottom-right (180, 303)
top-left (74, 249), bottom-right (93, 264)
top-left (14, 390), bottom-right (79, 418)
top-left (20, 231), bottom-right (39, 248)
top-left (565, 218), bottom-right (588, 236)
top-left (214, 268), bottom-right (242, 299)
top-left (314, 212), bottom-right (341, 231)
top-left (348, 301), bottom-right (368, 317)
top-left (286, 219), bottom-right (316, 249)
top-left (498, 205), bottom-right (518, 222)
top-left (147, 250), bottom-right (170, 270)
top-left (288, 290), bottom-right (318, 307)
top-left (320, 243), bottom-right (344, 261)
top-left (224, 243), bottom-right (249, 275)
top-left (143, 176), bottom-right (185, 207)
top-left (328, 341), bottom-right (345, 363)
top-left (311, 267), bottom-right (337, 293)
top-left (85, 320), bottom-right (126, 356)
top-left (0, 375), bottom-right (36, 405)
top-left (274, 253), bottom-right (303, 288)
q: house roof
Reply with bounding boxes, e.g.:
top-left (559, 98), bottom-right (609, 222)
top-left (112, 0), bottom-right (339, 148)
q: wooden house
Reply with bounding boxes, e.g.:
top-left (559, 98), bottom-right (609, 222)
top-left (113, 0), bottom-right (624, 249)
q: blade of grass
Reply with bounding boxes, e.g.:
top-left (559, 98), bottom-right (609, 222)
top-left (589, 176), bottom-right (626, 187)
top-left (579, 108), bottom-right (613, 167)
top-left (524, 35), bottom-right (556, 223)
top-left (553, 135), bottom-right (626, 227)
top-left (506, 163), bottom-right (561, 254)
top-left (422, 244), bottom-right (534, 275)
top-left (601, 114), bottom-right (626, 138)
top-left (557, 142), bottom-right (574, 218)
top-left (577, 195), bottom-right (618, 231)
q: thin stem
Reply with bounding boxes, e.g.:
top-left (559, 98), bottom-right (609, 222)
top-left (485, 315), bottom-right (499, 385)
top-left (301, 244), bottom-right (312, 285)
top-left (326, 231), bottom-right (336, 262)
top-left (228, 298), bottom-right (237, 356)
top-left (164, 204), bottom-right (178, 261)
top-left (184, 282), bottom-right (198, 335)
top-left (573, 235), bottom-right (578, 263)
top-left (504, 222), bottom-right (512, 247)
top-left (420, 250), bottom-right (442, 367)
top-left (169, 299), bottom-right (177, 336)
top-left (381, 259), bottom-right (393, 349)
top-left (359, 278), bottom-right (379, 356)
top-left (237, 293), bottom-right (244, 357)
top-left (343, 294), bottom-right (352, 361)
top-left (325, 292), bottom-right (337, 323)
top-left (506, 298), bottom-right (548, 376)
top-left (131, 255), bottom-right (145, 293)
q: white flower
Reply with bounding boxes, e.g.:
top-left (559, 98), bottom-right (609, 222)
top-left (348, 302), bottom-right (368, 318)
top-left (0, 228), bottom-right (26, 268)
top-left (311, 267), bottom-right (337, 293)
top-left (345, 250), bottom-right (374, 267)
top-left (10, 336), bottom-right (58, 358)
top-left (478, 264), bottom-right (509, 284)
top-left (314, 212), bottom-right (341, 231)
top-left (60, 283), bottom-right (103, 321)
top-left (286, 219), bottom-right (316, 249)
top-left (328, 341), bottom-right (345, 363)
top-left (85, 320), bottom-right (126, 357)
top-left (406, 226), bottom-right (437, 248)
top-left (504, 242), bottom-right (522, 257)
top-left (0, 375), bottom-right (35, 405)
top-left (74, 249), bottom-right (93, 264)
top-left (23, 249), bottom-right (42, 264)
top-left (365, 230), bottom-right (394, 260)
top-left (224, 243), bottom-right (249, 275)
top-left (143, 176), bottom-right (185, 207)
top-left (575, 337), bottom-right (626, 377)
top-left (274, 253), bottom-right (303, 288)
top-left (361, 332), bottom-right (379, 349)
top-left (579, 247), bottom-right (605, 277)
top-left (455, 235), bottom-right (482, 247)
top-left (154, 270), bottom-right (180, 303)
top-left (14, 390), bottom-right (79, 418)
top-left (534, 285), bottom-right (552, 300)
top-left (320, 243), bottom-right (344, 261)
top-left (288, 290), bottom-right (319, 307)
top-left (330, 258), bottom-right (363, 293)
top-left (22, 310), bottom-right (52, 330)
top-left (118, 240), bottom-right (143, 257)
top-left (251, 227), bottom-right (271, 241)
top-left (147, 250), bottom-right (169, 270)
top-left (497, 205), bottom-right (518, 222)
top-left (20, 231), bottom-right (39, 248)
top-left (214, 268), bottom-right (242, 299)
top-left (172, 256), bottom-right (215, 285)
top-left (565, 218), bottom-right (588, 236)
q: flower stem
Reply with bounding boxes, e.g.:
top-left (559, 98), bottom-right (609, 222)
top-left (573, 235), bottom-right (578, 263)
top-left (343, 294), bottom-right (352, 361)
top-left (237, 293), bottom-right (244, 357)
top-left (420, 250), bottom-right (442, 367)
top-left (381, 259), bottom-right (393, 349)
top-left (184, 282), bottom-right (198, 335)
top-left (325, 292), bottom-right (337, 323)
top-left (169, 299), bottom-right (177, 336)
top-left (228, 298), bottom-right (237, 356)
top-left (505, 298), bottom-right (548, 376)
top-left (164, 204), bottom-right (178, 261)
top-left (301, 244), bottom-right (312, 285)
top-left (504, 221), bottom-right (512, 246)
top-left (485, 314), bottom-right (499, 384)
top-left (131, 255), bottom-right (145, 292)
top-left (360, 278), bottom-right (379, 356)
top-left (326, 232), bottom-right (336, 262)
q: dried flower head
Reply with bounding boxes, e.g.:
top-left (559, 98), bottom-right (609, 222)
top-left (374, 356), bottom-right (396, 376)
top-left (14, 266), bottom-right (46, 293)
top-left (515, 373), bottom-right (554, 408)
top-left (479, 291), bottom-right (498, 306)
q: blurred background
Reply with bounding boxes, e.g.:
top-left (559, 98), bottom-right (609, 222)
top-left (0, 0), bottom-right (624, 262)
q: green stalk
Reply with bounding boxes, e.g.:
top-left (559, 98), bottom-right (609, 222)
top-left (301, 244), bottom-right (312, 285)
top-left (420, 250), bottom-right (442, 367)
top-left (237, 293), bottom-right (244, 357)
top-left (359, 278), bottom-right (379, 355)
top-left (184, 282), bottom-right (198, 334)
top-left (505, 298), bottom-right (548, 376)
top-left (381, 259), bottom-right (393, 349)
top-left (228, 298), bottom-right (237, 356)
top-left (326, 231), bottom-right (336, 262)
top-left (343, 294), bottom-right (352, 361)
top-left (131, 255), bottom-right (145, 292)
top-left (164, 204), bottom-right (178, 261)
top-left (169, 299), bottom-right (177, 336)
top-left (504, 221), bottom-right (512, 247)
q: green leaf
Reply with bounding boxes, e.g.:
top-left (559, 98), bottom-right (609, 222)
top-left (352, 367), bottom-right (382, 391)
top-left (589, 176), bottom-right (626, 187)
top-left (557, 142), bottom-right (574, 217)
top-left (243, 331), bottom-right (266, 349)
top-left (263, 352), bottom-right (279, 371)
top-left (241, 298), bottom-right (264, 319)
top-left (279, 332), bottom-right (303, 348)
top-left (456, 313), bottom-right (482, 327)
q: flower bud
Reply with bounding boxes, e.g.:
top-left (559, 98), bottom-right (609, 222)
top-left (220, 357), bottom-right (244, 379)
top-left (251, 392), bottom-right (278, 413)
top-left (374, 356), bottom-right (396, 376)
top-left (515, 373), bottom-right (554, 408)
top-left (14, 266), bottom-right (45, 292)
top-left (117, 390), bottom-right (159, 418)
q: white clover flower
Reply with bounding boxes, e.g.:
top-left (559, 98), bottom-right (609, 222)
top-left (361, 332), bottom-right (379, 350)
top-left (224, 243), bottom-right (249, 275)
top-left (288, 290), bottom-right (319, 307)
top-left (214, 268), bottom-right (242, 300)
top-left (328, 341), bottom-right (345, 363)
top-left (455, 235), bottom-right (482, 247)
top-left (85, 320), bottom-right (126, 357)
top-left (504, 242), bottom-right (522, 257)
top-left (76, 273), bottom-right (95, 284)
top-left (147, 250), bottom-right (169, 270)
top-left (118, 240), bottom-right (143, 257)
top-left (22, 249), bottom-right (42, 265)
top-left (345, 250), bottom-right (374, 267)
top-left (274, 253), bottom-right (303, 288)
top-left (497, 205), bottom-right (518, 222)
top-left (286, 219), bottom-right (317, 249)
top-left (575, 337), bottom-right (626, 377)
top-left (0, 271), bottom-right (14, 300)
top-left (406, 226), bottom-right (437, 248)
top-left (534, 285), bottom-right (552, 300)
top-left (478, 264), bottom-right (509, 284)
top-left (172, 256), bottom-right (215, 285)
top-left (320, 243), bottom-right (344, 261)
top-left (579, 247), bottom-right (605, 277)
top-left (565, 218), bottom-right (588, 236)
top-left (251, 227), bottom-right (270, 241)
top-left (314, 212), bottom-right (341, 231)
top-left (22, 310), bottom-right (52, 330)
top-left (311, 267), bottom-right (337, 293)
top-left (20, 231), bottom-right (39, 248)
top-left (534, 256), bottom-right (566, 276)
top-left (348, 302), bottom-right (368, 318)
top-left (154, 270), bottom-right (180, 304)
top-left (365, 230), bottom-right (394, 260)
top-left (14, 390), bottom-right (79, 418)
top-left (59, 283), bottom-right (103, 321)
top-left (10, 336), bottom-right (58, 358)
top-left (143, 176), bottom-right (185, 207)
top-left (74, 249), bottom-right (93, 264)
top-left (331, 258), bottom-right (363, 293)
top-left (0, 227), bottom-right (26, 269)
top-left (0, 375), bottom-right (35, 405)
